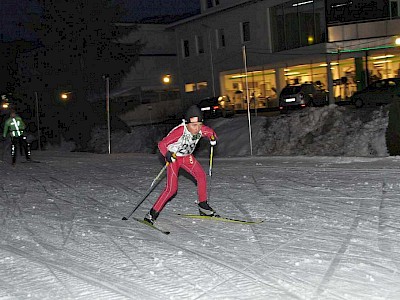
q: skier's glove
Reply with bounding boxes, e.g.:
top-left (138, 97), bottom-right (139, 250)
top-left (210, 135), bottom-right (217, 146)
top-left (165, 151), bottom-right (177, 163)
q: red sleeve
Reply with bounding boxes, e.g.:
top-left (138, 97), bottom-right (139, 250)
top-left (158, 125), bottom-right (184, 156)
top-left (201, 125), bottom-right (217, 140)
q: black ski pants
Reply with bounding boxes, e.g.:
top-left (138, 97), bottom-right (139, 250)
top-left (11, 135), bottom-right (30, 163)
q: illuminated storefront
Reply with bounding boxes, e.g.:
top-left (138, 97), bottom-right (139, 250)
top-left (282, 58), bottom-right (357, 101)
top-left (220, 48), bottom-right (400, 109)
top-left (366, 52), bottom-right (400, 82)
top-left (222, 69), bottom-right (277, 110)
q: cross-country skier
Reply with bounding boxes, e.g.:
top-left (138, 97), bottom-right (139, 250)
top-left (144, 105), bottom-right (218, 225)
top-left (3, 110), bottom-right (31, 165)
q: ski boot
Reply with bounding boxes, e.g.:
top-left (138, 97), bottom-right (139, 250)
top-left (144, 208), bottom-right (159, 225)
top-left (198, 201), bottom-right (218, 217)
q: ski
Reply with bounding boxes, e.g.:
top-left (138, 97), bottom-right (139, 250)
top-left (132, 217), bottom-right (170, 235)
top-left (177, 214), bottom-right (264, 224)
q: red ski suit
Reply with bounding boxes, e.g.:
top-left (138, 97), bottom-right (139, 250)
top-left (152, 122), bottom-right (216, 212)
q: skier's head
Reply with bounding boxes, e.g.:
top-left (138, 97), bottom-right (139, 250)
top-left (184, 105), bottom-right (203, 124)
top-left (184, 105), bottom-right (203, 136)
top-left (9, 109), bottom-right (16, 117)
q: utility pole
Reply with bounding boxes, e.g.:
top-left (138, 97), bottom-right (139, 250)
top-left (202, 24), bottom-right (216, 97)
top-left (34, 92), bottom-right (42, 151)
top-left (103, 75), bottom-right (111, 154)
top-left (242, 45), bottom-right (253, 156)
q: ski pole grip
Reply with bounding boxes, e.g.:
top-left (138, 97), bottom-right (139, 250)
top-left (165, 151), bottom-right (177, 163)
top-left (210, 135), bottom-right (216, 146)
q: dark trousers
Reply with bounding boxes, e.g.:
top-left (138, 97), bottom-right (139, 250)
top-left (11, 136), bottom-right (30, 163)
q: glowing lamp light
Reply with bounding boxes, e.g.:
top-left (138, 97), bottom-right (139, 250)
top-left (60, 92), bottom-right (71, 100)
top-left (162, 74), bottom-right (171, 84)
top-left (395, 37), bottom-right (400, 46)
top-left (307, 35), bottom-right (314, 44)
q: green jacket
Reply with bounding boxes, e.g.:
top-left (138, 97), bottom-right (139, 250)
top-left (3, 115), bottom-right (26, 138)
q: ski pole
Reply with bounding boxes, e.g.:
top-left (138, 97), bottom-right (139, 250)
top-left (122, 163), bottom-right (168, 220)
top-left (207, 142), bottom-right (215, 203)
top-left (209, 145), bottom-right (214, 177)
top-left (209, 135), bottom-right (215, 177)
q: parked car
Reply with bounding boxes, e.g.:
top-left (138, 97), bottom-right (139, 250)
top-left (197, 96), bottom-right (235, 119)
top-left (351, 78), bottom-right (400, 108)
top-left (279, 83), bottom-right (329, 113)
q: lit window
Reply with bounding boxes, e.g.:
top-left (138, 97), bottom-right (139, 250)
top-left (197, 82), bottom-right (208, 90)
top-left (185, 83), bottom-right (196, 93)
top-left (292, 0), bottom-right (313, 7)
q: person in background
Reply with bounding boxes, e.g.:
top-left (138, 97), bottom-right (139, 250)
top-left (144, 105), bottom-right (217, 225)
top-left (3, 110), bottom-right (31, 165)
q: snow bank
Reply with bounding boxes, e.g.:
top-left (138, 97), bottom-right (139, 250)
top-left (89, 105), bottom-right (389, 157)
top-left (256, 105), bottom-right (389, 157)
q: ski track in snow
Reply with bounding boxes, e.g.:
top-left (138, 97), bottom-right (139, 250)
top-left (1, 151), bottom-right (400, 299)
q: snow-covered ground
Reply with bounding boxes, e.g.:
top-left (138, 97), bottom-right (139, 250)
top-left (1, 153), bottom-right (400, 299)
top-left (1, 105), bottom-right (399, 299)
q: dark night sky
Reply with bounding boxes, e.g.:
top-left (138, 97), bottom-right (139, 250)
top-left (0, 0), bottom-right (37, 41)
top-left (0, 0), bottom-right (200, 41)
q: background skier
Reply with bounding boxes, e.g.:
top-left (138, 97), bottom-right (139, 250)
top-left (3, 110), bottom-right (31, 165)
top-left (144, 105), bottom-right (217, 225)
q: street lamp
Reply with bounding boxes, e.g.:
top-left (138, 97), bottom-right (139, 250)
top-left (162, 74), bottom-right (172, 102)
top-left (60, 91), bottom-right (72, 101)
top-left (162, 74), bottom-right (171, 84)
top-left (1, 95), bottom-right (9, 110)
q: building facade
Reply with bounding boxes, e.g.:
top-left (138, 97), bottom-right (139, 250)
top-left (113, 23), bottom-right (179, 104)
top-left (168, 0), bottom-right (400, 110)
